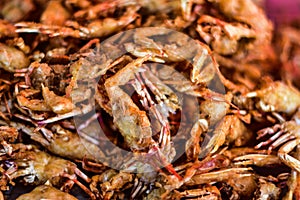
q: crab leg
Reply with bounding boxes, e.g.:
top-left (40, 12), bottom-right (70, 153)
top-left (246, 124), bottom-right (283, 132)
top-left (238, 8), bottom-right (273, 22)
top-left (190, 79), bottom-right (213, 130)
top-left (279, 140), bottom-right (300, 173)
top-left (186, 167), bottom-right (252, 186)
top-left (104, 56), bottom-right (154, 150)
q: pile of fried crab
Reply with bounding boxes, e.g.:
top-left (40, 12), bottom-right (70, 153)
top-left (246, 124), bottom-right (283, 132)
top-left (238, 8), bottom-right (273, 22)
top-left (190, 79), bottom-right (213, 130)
top-left (0, 0), bottom-right (300, 199)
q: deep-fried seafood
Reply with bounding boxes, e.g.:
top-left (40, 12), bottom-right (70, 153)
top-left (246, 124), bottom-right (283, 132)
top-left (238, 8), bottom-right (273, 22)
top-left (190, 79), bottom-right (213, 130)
top-left (0, 43), bottom-right (29, 72)
top-left (15, 5), bottom-right (140, 39)
top-left (90, 169), bottom-right (133, 199)
top-left (247, 81), bottom-right (300, 115)
top-left (1, 0), bottom-right (34, 22)
top-left (256, 109), bottom-right (300, 174)
top-left (11, 120), bottom-right (106, 162)
top-left (0, 144), bottom-right (95, 199)
top-left (40, 1), bottom-right (70, 26)
top-left (197, 15), bottom-right (256, 56)
top-left (254, 178), bottom-right (281, 200)
top-left (0, 0), bottom-right (298, 199)
top-left (16, 185), bottom-right (77, 200)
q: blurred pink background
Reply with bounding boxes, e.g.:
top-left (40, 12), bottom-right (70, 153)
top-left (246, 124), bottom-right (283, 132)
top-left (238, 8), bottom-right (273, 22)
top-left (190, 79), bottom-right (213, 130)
top-left (265, 0), bottom-right (300, 25)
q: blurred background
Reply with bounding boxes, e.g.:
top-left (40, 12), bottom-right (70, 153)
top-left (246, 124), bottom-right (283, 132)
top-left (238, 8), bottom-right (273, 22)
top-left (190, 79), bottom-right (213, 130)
top-left (265, 0), bottom-right (300, 26)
